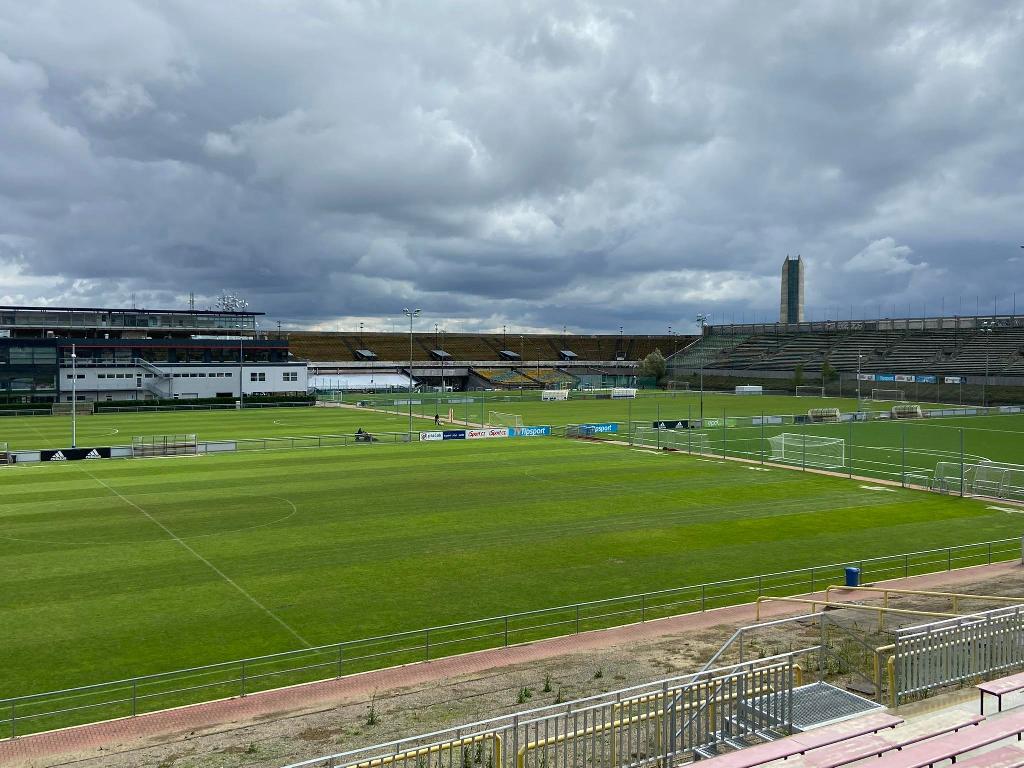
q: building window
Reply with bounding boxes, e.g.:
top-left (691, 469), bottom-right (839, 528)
top-left (283, 371), bottom-right (298, 382)
top-left (250, 372), bottom-right (266, 382)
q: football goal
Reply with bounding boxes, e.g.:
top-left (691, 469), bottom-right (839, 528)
top-left (767, 433), bottom-right (845, 468)
top-left (871, 388), bottom-right (906, 401)
top-left (541, 389), bottom-right (569, 401)
top-left (933, 461), bottom-right (1024, 501)
top-left (795, 385), bottom-right (825, 397)
top-left (51, 402), bottom-right (94, 415)
top-left (667, 381), bottom-right (691, 391)
top-left (131, 434), bottom-right (198, 457)
top-left (632, 426), bottom-right (709, 454)
top-left (487, 411), bottom-right (524, 427)
top-left (0, 442), bottom-right (9, 465)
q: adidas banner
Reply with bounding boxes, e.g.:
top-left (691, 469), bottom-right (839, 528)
top-left (41, 447), bottom-right (112, 462)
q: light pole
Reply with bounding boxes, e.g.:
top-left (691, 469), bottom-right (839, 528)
top-left (403, 307), bottom-right (421, 436)
top-left (856, 349), bottom-right (865, 405)
top-left (440, 328), bottom-right (446, 394)
top-left (696, 313), bottom-right (708, 421)
top-left (71, 344), bottom-right (77, 448)
top-left (981, 320), bottom-right (994, 407)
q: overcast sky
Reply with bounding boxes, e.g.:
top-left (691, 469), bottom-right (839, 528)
top-left (0, 1), bottom-right (1022, 334)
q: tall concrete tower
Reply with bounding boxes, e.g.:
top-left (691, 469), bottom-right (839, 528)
top-left (780, 255), bottom-right (804, 323)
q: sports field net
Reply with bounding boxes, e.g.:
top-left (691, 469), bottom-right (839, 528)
top-left (51, 402), bottom-right (94, 415)
top-left (632, 427), bottom-right (709, 454)
top-left (933, 461), bottom-right (1024, 501)
top-left (131, 434), bottom-right (198, 457)
top-left (767, 432), bottom-right (845, 468)
top-left (795, 386), bottom-right (825, 397)
top-left (0, 441), bottom-right (8, 465)
top-left (871, 388), bottom-right (906, 401)
top-left (487, 411), bottom-right (523, 427)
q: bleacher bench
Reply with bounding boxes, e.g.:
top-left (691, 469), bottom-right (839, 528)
top-left (865, 712), bottom-right (1024, 768)
top-left (979, 671), bottom-right (1024, 715)
top-left (801, 710), bottom-right (983, 767)
top-left (952, 744), bottom-right (1024, 768)
top-left (695, 711), bottom-right (902, 766)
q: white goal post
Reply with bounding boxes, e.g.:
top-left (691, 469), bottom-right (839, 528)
top-left (933, 461), bottom-right (1024, 501)
top-left (871, 388), bottom-right (906, 401)
top-left (795, 385), bottom-right (825, 397)
top-left (541, 390), bottom-right (569, 401)
top-left (632, 426), bottom-right (709, 454)
top-left (767, 432), bottom-right (845, 468)
top-left (487, 411), bottom-right (523, 427)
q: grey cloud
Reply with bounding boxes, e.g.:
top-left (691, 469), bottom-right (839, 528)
top-left (0, 1), bottom-right (1021, 333)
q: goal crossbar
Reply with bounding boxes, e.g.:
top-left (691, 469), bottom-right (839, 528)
top-left (487, 411), bottom-right (523, 427)
top-left (767, 432), bottom-right (845, 468)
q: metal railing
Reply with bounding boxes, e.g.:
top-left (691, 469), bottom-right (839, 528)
top-left (282, 651), bottom-right (805, 768)
top-left (893, 604), bottom-right (1024, 704)
top-left (1, 537), bottom-right (1017, 739)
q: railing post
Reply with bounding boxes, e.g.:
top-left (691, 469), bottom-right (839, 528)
top-left (701, 584), bottom-right (706, 612)
top-left (132, 679), bottom-right (137, 716)
top-left (575, 605), bottom-right (580, 634)
top-left (641, 594), bottom-right (646, 622)
top-left (948, 548), bottom-right (952, 571)
top-left (425, 630), bottom-right (430, 661)
top-left (504, 616), bottom-right (509, 646)
top-left (905, 554), bottom-right (909, 578)
top-left (9, 702), bottom-right (14, 739)
top-left (337, 645), bottom-right (344, 678)
top-left (241, 660), bottom-right (247, 696)
top-left (810, 567), bottom-right (815, 595)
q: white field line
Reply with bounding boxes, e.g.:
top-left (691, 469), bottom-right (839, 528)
top-left (75, 465), bottom-right (312, 648)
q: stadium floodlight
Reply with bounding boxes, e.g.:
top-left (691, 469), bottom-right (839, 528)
top-left (981, 320), bottom-right (995, 407)
top-left (403, 308), bottom-right (422, 436)
top-left (695, 313), bottom-right (708, 421)
top-left (71, 343), bottom-right (77, 448)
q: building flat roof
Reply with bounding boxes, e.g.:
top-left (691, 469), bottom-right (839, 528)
top-left (0, 305), bottom-right (262, 316)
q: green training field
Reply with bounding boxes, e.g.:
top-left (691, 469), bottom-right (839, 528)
top-left (2, 435), bottom-right (1023, 723)
top-left (0, 404), bottom-right (437, 450)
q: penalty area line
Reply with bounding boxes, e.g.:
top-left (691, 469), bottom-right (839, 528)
top-left (75, 465), bottom-right (312, 649)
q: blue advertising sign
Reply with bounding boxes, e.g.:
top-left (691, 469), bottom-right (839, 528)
top-left (443, 430), bottom-right (467, 440)
top-left (876, 374), bottom-right (896, 382)
top-left (509, 426), bottom-right (551, 437)
top-left (915, 375), bottom-right (937, 384)
top-left (579, 423), bottom-right (618, 434)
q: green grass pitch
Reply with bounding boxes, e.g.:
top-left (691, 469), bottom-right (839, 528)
top-left (2, 416), bottom-right (1023, 710)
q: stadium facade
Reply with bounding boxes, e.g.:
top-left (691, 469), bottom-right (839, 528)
top-left (0, 305), bottom-right (307, 403)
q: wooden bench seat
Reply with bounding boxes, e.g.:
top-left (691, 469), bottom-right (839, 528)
top-left (979, 671), bottom-right (1024, 715)
top-left (864, 712), bottom-right (1024, 768)
top-left (695, 711), bottom-right (902, 766)
top-left (801, 711), bottom-right (984, 767)
top-left (951, 744), bottom-right (1024, 768)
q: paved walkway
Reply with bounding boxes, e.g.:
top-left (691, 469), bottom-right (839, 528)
top-left (1, 560), bottom-right (1019, 766)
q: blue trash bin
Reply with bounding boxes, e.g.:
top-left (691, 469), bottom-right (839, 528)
top-left (845, 567), bottom-right (861, 587)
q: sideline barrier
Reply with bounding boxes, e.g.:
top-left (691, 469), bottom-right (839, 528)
top-left (1, 537), bottom-right (1017, 739)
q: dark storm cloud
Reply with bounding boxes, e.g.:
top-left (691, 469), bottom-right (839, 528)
top-left (0, 1), bottom-right (1021, 332)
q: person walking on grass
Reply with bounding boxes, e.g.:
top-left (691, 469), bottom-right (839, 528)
top-left (434, 413), bottom-right (441, 426)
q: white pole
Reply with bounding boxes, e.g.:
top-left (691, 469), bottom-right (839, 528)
top-left (71, 344), bottom-right (77, 448)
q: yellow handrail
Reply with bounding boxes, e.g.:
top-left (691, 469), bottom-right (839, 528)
top-left (354, 733), bottom-right (502, 768)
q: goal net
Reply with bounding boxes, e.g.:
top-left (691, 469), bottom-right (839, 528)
top-left (767, 432), bottom-right (845, 468)
top-left (667, 381), bottom-right (691, 391)
top-left (51, 402), bottom-right (94, 415)
top-left (131, 434), bottom-right (198, 457)
top-left (0, 441), bottom-right (8, 465)
top-left (541, 390), bottom-right (569, 401)
top-left (807, 407), bottom-right (841, 423)
top-left (891, 404), bottom-right (923, 419)
top-left (487, 411), bottom-right (523, 427)
top-left (795, 386), bottom-right (825, 397)
top-left (871, 388), bottom-right (906, 401)
top-left (632, 427), bottom-right (709, 454)
top-left (933, 461), bottom-right (1024, 501)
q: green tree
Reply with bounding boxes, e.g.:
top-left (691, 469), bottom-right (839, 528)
top-left (793, 363), bottom-right (805, 388)
top-left (821, 360), bottom-right (838, 382)
top-left (639, 349), bottom-right (668, 385)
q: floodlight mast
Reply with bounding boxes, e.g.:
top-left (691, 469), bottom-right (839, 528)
top-left (71, 344), bottom-right (77, 448)
top-left (695, 313), bottom-right (708, 421)
top-left (216, 292), bottom-right (249, 409)
top-left (403, 308), bottom-right (422, 437)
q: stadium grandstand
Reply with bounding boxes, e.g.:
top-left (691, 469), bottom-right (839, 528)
top-left (668, 314), bottom-right (1024, 403)
top-left (292, 331), bottom-right (686, 391)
